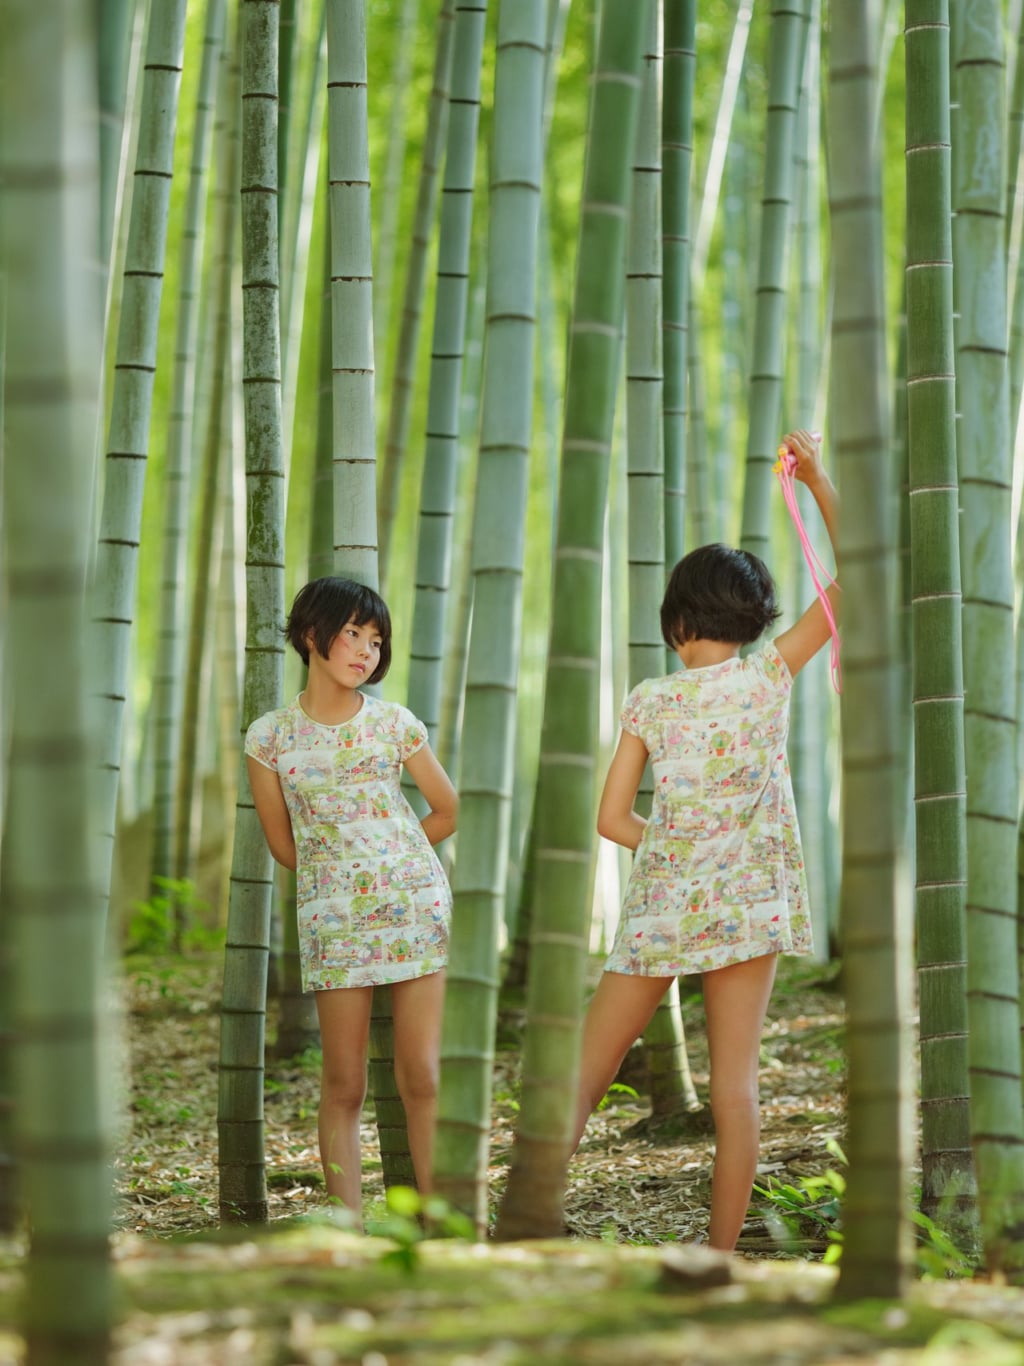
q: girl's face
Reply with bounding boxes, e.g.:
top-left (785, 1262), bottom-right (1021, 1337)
top-left (310, 616), bottom-right (383, 688)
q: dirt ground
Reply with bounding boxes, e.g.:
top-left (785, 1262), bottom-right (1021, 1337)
top-left (113, 950), bottom-right (847, 1251)
top-left (5, 951), bottom-right (1024, 1364)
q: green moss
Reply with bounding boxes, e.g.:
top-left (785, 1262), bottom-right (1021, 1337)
top-left (5, 1234), bottom-right (1024, 1364)
top-left (823, 1297), bottom-right (965, 1344)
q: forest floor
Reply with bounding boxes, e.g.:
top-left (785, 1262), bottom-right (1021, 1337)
top-left (110, 950), bottom-right (849, 1249)
top-left (3, 950), bottom-right (1024, 1364)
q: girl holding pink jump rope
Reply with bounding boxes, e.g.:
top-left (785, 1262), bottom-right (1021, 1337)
top-left (573, 429), bottom-right (839, 1252)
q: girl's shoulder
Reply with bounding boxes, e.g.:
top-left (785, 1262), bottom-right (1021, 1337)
top-left (244, 698), bottom-right (302, 768)
top-left (621, 643), bottom-right (790, 729)
top-left (625, 673), bottom-right (678, 705)
top-left (747, 639), bottom-right (792, 690)
top-left (367, 696), bottom-right (429, 759)
top-left (361, 695), bottom-right (423, 731)
top-left (620, 672), bottom-right (682, 733)
top-left (245, 698), bottom-right (299, 739)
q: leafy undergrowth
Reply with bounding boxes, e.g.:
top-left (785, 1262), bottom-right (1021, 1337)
top-left (5, 953), bottom-right (1020, 1363)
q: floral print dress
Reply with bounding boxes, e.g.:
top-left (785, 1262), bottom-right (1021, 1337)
top-left (245, 695), bottom-right (451, 991)
top-left (605, 642), bottom-right (813, 977)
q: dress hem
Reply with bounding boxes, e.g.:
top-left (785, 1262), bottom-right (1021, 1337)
top-left (602, 940), bottom-right (813, 978)
top-left (305, 961), bottom-right (448, 993)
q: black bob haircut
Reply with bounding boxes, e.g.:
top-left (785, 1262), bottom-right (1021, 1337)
top-left (660, 543), bottom-right (781, 648)
top-left (285, 577), bottom-right (392, 683)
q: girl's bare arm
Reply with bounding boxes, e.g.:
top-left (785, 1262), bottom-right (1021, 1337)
top-left (404, 743), bottom-right (459, 845)
top-left (246, 755), bottom-right (298, 870)
top-left (596, 731), bottom-right (650, 851)
top-left (774, 428), bottom-right (841, 679)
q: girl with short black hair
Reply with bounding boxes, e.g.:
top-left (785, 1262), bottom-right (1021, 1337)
top-left (246, 577), bottom-right (457, 1223)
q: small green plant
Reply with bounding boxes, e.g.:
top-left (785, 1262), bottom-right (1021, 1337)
top-left (127, 876), bottom-right (216, 954)
top-left (492, 1083), bottom-right (521, 1115)
top-left (295, 1043), bottom-right (324, 1075)
top-left (597, 1081), bottom-right (640, 1112)
top-left (366, 1186), bottom-right (475, 1274)
top-left (757, 1149), bottom-right (981, 1278)
top-left (911, 1207), bottom-right (980, 1279)
top-left (753, 1138), bottom-right (846, 1263)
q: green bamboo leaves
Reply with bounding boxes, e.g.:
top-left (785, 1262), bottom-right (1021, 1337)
top-left (904, 0), bottom-right (973, 1233)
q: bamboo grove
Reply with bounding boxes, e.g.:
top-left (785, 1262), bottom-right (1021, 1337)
top-left (5, 0), bottom-right (1024, 1357)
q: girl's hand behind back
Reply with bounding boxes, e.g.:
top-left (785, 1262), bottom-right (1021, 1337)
top-left (780, 429), bottom-right (824, 486)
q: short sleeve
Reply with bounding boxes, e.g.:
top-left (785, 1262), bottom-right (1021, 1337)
top-left (245, 712), bottom-right (279, 771)
top-left (619, 684), bottom-right (646, 738)
top-left (758, 640), bottom-right (794, 692)
top-left (394, 704), bottom-right (428, 762)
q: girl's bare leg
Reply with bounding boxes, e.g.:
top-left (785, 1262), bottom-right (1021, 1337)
top-left (391, 970), bottom-right (446, 1194)
top-left (572, 972), bottom-right (673, 1150)
top-left (702, 952), bottom-right (778, 1251)
top-left (314, 985), bottom-right (374, 1222)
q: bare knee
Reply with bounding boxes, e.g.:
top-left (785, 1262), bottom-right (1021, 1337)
top-left (320, 1064), bottom-right (367, 1116)
top-left (709, 1077), bottom-right (759, 1123)
top-left (395, 1056), bottom-right (439, 1109)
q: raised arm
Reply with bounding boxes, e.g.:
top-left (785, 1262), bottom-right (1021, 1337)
top-left (774, 428), bottom-right (840, 680)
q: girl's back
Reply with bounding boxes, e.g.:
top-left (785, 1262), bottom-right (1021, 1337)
top-left (607, 641), bottom-right (812, 977)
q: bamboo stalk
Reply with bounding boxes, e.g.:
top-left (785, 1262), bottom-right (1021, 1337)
top-left (2, 4), bottom-right (114, 1354)
top-left (905, 0), bottom-right (974, 1236)
top-left (493, 0), bottom-right (651, 1241)
top-left (217, 0), bottom-right (286, 1225)
top-left (434, 0), bottom-right (549, 1231)
top-left (152, 0), bottom-right (227, 906)
top-left (830, 0), bottom-right (913, 1300)
top-left (738, 0), bottom-right (805, 562)
top-left (92, 0), bottom-right (190, 914)
top-left (952, 0), bottom-right (1024, 1278)
top-left (378, 0), bottom-right (456, 581)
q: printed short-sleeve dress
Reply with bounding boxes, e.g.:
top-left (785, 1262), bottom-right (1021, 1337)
top-left (245, 694), bottom-right (451, 991)
top-left (605, 641), bottom-right (813, 977)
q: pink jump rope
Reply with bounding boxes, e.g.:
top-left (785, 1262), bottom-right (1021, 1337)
top-left (773, 433), bottom-right (842, 692)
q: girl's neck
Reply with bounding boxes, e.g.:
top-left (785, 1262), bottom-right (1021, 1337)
top-left (299, 674), bottom-right (364, 726)
top-left (674, 638), bottom-right (741, 671)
